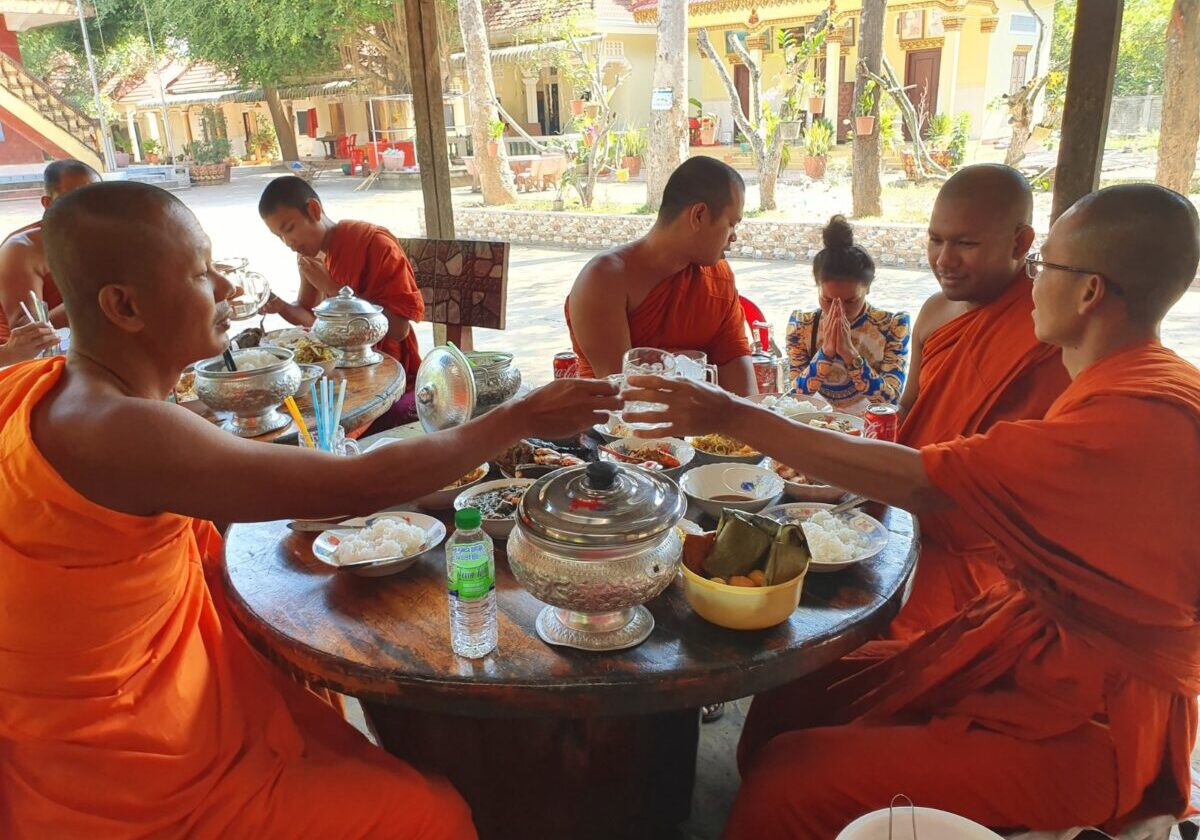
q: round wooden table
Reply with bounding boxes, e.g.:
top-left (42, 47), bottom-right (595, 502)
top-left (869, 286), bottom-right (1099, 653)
top-left (185, 355), bottom-right (406, 443)
top-left (221, 505), bottom-right (918, 839)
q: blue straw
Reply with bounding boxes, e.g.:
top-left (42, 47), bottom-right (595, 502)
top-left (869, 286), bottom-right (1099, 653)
top-left (309, 383), bottom-right (321, 449)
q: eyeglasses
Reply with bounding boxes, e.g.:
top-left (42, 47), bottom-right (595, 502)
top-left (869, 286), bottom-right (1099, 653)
top-left (1025, 252), bottom-right (1124, 297)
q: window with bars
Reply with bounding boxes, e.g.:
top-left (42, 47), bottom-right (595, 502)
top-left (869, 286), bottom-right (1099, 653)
top-left (1010, 51), bottom-right (1029, 94)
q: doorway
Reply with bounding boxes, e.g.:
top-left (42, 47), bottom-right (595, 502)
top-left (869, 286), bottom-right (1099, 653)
top-left (329, 102), bottom-right (346, 136)
top-left (538, 78), bottom-right (561, 134)
top-left (903, 48), bottom-right (941, 138)
top-left (734, 64), bottom-right (750, 122)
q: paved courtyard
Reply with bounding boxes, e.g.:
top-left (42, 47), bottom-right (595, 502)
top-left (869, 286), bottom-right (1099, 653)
top-left (5, 170), bottom-right (1198, 838)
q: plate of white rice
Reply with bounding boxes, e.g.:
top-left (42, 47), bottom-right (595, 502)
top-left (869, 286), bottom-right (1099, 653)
top-left (761, 503), bottom-right (889, 572)
top-left (232, 348), bottom-right (286, 371)
top-left (749, 392), bottom-right (832, 417)
top-left (312, 513), bottom-right (446, 577)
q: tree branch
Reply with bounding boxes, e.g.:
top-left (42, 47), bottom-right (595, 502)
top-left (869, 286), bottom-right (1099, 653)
top-left (860, 57), bottom-right (948, 181)
top-left (697, 29), bottom-right (761, 150)
top-left (725, 28), bottom-right (761, 123)
top-left (1021, 0), bottom-right (1048, 80)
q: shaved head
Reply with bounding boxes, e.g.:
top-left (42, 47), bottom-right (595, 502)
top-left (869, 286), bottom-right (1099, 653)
top-left (659, 157), bottom-right (745, 222)
top-left (43, 181), bottom-right (197, 320)
top-left (1061, 184), bottom-right (1199, 325)
top-left (44, 159), bottom-right (101, 198)
top-left (938, 163), bottom-right (1033, 226)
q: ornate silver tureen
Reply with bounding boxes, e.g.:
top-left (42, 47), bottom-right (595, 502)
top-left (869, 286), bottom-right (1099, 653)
top-left (194, 346), bottom-right (301, 437)
top-left (507, 461), bottom-right (685, 652)
top-left (311, 286), bottom-right (388, 368)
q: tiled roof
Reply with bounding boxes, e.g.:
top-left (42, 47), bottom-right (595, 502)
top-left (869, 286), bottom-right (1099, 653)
top-left (483, 0), bottom-right (592, 31)
top-left (166, 62), bottom-right (239, 95)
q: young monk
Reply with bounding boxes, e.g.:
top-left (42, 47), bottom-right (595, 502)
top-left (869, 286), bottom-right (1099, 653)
top-left (0, 181), bottom-right (619, 837)
top-left (0, 159), bottom-right (100, 340)
top-left (565, 157), bottom-right (756, 395)
top-left (258, 175), bottom-right (426, 422)
top-left (623, 183), bottom-right (1200, 837)
top-left (889, 163), bottom-right (1071, 637)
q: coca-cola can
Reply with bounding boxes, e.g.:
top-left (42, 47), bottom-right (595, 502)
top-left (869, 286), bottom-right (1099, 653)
top-left (863, 404), bottom-right (900, 442)
top-left (553, 351), bottom-right (579, 380)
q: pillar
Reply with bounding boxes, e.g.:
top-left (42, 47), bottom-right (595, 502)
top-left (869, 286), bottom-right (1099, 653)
top-left (824, 30), bottom-right (842, 139)
top-left (522, 72), bottom-right (539, 126)
top-left (125, 109), bottom-right (141, 160)
top-left (937, 15), bottom-right (965, 116)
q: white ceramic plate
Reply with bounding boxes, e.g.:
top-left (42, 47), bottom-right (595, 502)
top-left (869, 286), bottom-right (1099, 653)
top-left (791, 411), bottom-right (866, 436)
top-left (759, 457), bottom-right (846, 503)
top-left (598, 436), bottom-right (694, 479)
top-left (748, 392), bottom-right (832, 417)
top-left (761, 502), bottom-right (888, 572)
top-left (312, 512), bottom-right (446, 577)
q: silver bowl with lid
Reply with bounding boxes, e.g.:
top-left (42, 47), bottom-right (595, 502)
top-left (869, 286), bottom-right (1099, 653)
top-left (311, 285), bottom-right (388, 368)
top-left (464, 351), bottom-right (522, 411)
top-left (507, 460), bottom-right (686, 652)
top-left (194, 347), bottom-right (302, 437)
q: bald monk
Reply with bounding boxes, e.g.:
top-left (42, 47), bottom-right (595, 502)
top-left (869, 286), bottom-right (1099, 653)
top-left (258, 176), bottom-right (425, 421)
top-left (623, 183), bottom-right (1200, 837)
top-left (0, 159), bottom-right (101, 341)
top-left (890, 163), bottom-right (1070, 637)
top-left (0, 181), bottom-right (619, 836)
top-left (566, 157), bottom-right (756, 395)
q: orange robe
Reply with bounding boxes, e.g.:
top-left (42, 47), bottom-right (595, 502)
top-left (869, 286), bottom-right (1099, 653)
top-left (0, 358), bottom-right (475, 838)
top-left (565, 260), bottom-right (752, 378)
top-left (0, 221), bottom-right (61, 343)
top-left (729, 342), bottom-right (1200, 838)
top-left (325, 220), bottom-right (425, 387)
top-left (891, 274), bottom-right (1070, 637)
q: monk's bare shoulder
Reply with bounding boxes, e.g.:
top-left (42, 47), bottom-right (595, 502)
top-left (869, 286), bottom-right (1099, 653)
top-left (911, 291), bottom-right (959, 346)
top-left (0, 230), bottom-right (43, 273)
top-left (572, 247), bottom-right (634, 295)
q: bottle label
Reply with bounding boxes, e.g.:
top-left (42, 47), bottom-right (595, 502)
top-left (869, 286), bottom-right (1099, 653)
top-left (449, 542), bottom-right (494, 601)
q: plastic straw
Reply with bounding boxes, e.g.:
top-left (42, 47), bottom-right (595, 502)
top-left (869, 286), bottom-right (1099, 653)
top-left (283, 396), bottom-right (314, 449)
top-left (332, 379), bottom-right (347, 434)
top-left (18, 301), bottom-right (36, 325)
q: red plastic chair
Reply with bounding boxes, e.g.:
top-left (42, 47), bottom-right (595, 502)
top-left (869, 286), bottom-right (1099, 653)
top-left (740, 296), bottom-right (769, 352)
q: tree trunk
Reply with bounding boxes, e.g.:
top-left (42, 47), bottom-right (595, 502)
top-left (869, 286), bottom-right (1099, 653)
top-left (1004, 94), bottom-right (1035, 167)
top-left (1156, 0), bottom-right (1200, 193)
top-left (457, 0), bottom-right (517, 204)
top-left (852, 0), bottom-right (885, 217)
top-left (646, 0), bottom-right (688, 211)
top-left (264, 86), bottom-right (299, 162)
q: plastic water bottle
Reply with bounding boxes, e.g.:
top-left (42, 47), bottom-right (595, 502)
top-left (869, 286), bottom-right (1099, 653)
top-left (446, 507), bottom-right (497, 658)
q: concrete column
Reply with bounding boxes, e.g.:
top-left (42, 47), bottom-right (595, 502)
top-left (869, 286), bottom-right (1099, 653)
top-left (938, 16), bottom-right (965, 115)
top-left (144, 111), bottom-right (161, 143)
top-left (522, 73), bottom-right (539, 126)
top-left (125, 109), bottom-right (141, 160)
top-left (824, 32), bottom-right (842, 136)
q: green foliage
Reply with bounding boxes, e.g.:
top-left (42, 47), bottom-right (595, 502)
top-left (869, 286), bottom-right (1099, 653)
top-left (878, 101), bottom-right (902, 156)
top-left (803, 118), bottom-right (833, 157)
top-left (1051, 0), bottom-right (1173, 96)
top-left (141, 137), bottom-right (160, 155)
top-left (856, 80), bottom-right (877, 117)
top-left (19, 21), bottom-right (153, 120)
top-left (947, 113), bottom-right (971, 167)
top-left (925, 112), bottom-right (952, 148)
top-left (248, 114), bottom-right (279, 159)
top-left (622, 126), bottom-right (647, 158)
top-left (488, 119), bottom-right (505, 141)
top-left (186, 138), bottom-right (231, 164)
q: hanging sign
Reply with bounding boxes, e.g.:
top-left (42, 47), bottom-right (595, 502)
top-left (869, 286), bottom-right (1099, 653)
top-left (651, 88), bottom-right (674, 111)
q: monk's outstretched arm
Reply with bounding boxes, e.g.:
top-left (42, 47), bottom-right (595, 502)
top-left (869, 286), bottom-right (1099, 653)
top-left (47, 379), bottom-right (619, 523)
top-left (623, 375), bottom-right (952, 513)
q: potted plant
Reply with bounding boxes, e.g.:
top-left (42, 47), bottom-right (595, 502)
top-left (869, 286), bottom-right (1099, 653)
top-left (186, 139), bottom-right (233, 185)
top-left (698, 113), bottom-right (718, 146)
top-left (486, 119), bottom-right (505, 156)
top-left (141, 137), bottom-right (161, 164)
top-left (621, 127), bottom-right (646, 177)
top-left (854, 81), bottom-right (877, 136)
top-left (113, 134), bottom-right (132, 168)
top-left (802, 118), bottom-right (833, 179)
top-left (570, 98), bottom-right (586, 116)
top-left (924, 112), bottom-right (954, 169)
top-left (803, 71), bottom-right (826, 115)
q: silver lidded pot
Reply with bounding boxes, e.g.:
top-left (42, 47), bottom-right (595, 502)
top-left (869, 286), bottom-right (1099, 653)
top-left (465, 351), bottom-right (521, 412)
top-left (507, 461), bottom-right (685, 651)
top-left (311, 286), bottom-right (388, 368)
top-left (194, 347), bottom-right (301, 437)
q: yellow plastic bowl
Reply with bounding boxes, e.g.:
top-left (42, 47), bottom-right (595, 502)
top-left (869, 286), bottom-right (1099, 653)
top-left (680, 563), bottom-right (806, 630)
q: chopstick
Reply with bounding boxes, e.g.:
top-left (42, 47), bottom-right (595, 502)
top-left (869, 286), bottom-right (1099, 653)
top-left (222, 348), bottom-right (237, 371)
top-left (284, 396), bottom-right (315, 449)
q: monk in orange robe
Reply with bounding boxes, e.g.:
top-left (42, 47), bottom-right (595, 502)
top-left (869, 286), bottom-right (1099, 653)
top-left (890, 164), bottom-right (1070, 637)
top-left (623, 183), bottom-right (1200, 837)
top-left (566, 157), bottom-right (756, 395)
top-left (0, 159), bottom-right (99, 341)
top-left (258, 176), bottom-right (426, 422)
top-left (0, 181), bottom-right (620, 837)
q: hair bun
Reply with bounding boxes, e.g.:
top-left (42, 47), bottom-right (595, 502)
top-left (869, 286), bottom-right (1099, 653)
top-left (822, 215), bottom-right (855, 250)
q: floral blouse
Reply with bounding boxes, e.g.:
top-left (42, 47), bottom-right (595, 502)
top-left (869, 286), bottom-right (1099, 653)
top-left (785, 303), bottom-right (911, 407)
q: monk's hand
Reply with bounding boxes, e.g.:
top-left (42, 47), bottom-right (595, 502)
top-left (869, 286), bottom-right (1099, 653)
top-left (622, 375), bottom-right (736, 438)
top-left (513, 378), bottom-right (622, 440)
top-left (259, 292), bottom-right (288, 316)
top-left (1, 321), bottom-right (58, 363)
top-left (297, 255), bottom-right (335, 292)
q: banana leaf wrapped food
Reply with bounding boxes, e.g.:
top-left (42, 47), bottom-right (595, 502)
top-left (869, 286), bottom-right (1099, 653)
top-left (696, 510), bottom-right (810, 587)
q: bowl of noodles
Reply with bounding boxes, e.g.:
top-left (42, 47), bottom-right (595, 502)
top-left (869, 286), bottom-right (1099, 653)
top-left (687, 433), bottom-right (761, 465)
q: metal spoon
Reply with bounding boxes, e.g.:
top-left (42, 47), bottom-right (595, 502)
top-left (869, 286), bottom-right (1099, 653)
top-left (828, 494), bottom-right (869, 516)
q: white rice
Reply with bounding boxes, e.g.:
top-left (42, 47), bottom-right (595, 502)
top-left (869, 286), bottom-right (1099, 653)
top-left (801, 511), bottom-right (871, 563)
top-left (762, 395), bottom-right (824, 417)
top-left (334, 518), bottom-right (427, 565)
top-left (232, 349), bottom-right (282, 371)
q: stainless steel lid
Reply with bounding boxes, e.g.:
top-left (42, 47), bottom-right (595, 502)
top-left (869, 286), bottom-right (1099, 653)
top-left (519, 461), bottom-right (685, 547)
top-left (313, 286), bottom-right (383, 318)
top-left (415, 344), bottom-right (477, 432)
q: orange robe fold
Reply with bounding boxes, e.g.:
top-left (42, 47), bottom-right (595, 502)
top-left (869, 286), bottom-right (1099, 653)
top-left (325, 220), bottom-right (425, 386)
top-left (729, 342), bottom-right (1200, 838)
top-left (565, 260), bottom-right (751, 378)
top-left (0, 221), bottom-right (61, 343)
top-left (0, 359), bottom-right (475, 839)
top-left (892, 274), bottom-right (1069, 637)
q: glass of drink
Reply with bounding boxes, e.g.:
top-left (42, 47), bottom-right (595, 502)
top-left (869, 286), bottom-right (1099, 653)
top-left (621, 348), bottom-right (676, 430)
top-left (672, 350), bottom-right (719, 385)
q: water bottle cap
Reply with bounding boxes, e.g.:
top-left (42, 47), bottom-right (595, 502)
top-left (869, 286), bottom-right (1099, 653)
top-left (455, 507), bottom-right (482, 530)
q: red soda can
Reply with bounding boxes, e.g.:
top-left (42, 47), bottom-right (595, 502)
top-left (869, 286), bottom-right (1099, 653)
top-left (553, 351), bottom-right (579, 379)
top-left (863, 404), bottom-right (899, 442)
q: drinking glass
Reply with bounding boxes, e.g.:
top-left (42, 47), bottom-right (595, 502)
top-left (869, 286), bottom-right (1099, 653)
top-left (299, 424), bottom-right (360, 456)
top-left (672, 350), bottom-right (719, 385)
top-left (621, 348), bottom-right (676, 430)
